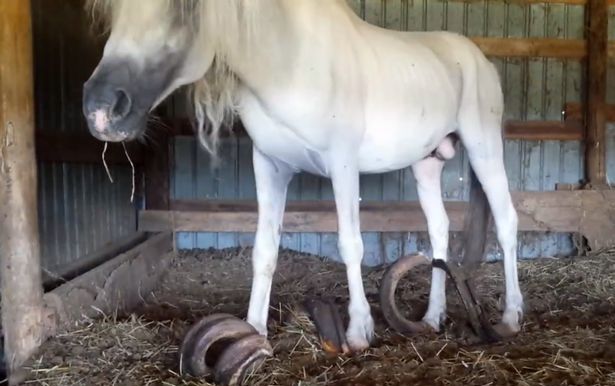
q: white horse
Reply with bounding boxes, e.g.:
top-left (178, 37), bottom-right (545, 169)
top-left (83, 0), bottom-right (523, 351)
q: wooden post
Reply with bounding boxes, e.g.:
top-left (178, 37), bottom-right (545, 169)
top-left (0, 0), bottom-right (50, 382)
top-left (585, 0), bottom-right (608, 186)
top-left (144, 132), bottom-right (171, 210)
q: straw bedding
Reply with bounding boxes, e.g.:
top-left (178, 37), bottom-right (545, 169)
top-left (25, 247), bottom-right (615, 385)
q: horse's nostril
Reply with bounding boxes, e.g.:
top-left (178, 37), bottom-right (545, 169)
top-left (111, 89), bottom-right (132, 119)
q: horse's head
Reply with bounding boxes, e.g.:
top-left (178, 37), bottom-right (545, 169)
top-left (83, 0), bottom-right (214, 142)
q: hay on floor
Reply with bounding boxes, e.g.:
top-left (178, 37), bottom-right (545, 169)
top-left (25, 248), bottom-right (615, 386)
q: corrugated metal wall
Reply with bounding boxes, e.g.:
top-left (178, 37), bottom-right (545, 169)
top-left (166, 1), bottom-right (613, 265)
top-left (33, 0), bottom-right (138, 272)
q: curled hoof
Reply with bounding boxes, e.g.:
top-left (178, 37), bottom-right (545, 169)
top-left (379, 254), bottom-right (435, 334)
top-left (178, 314), bottom-right (272, 385)
top-left (431, 259), bottom-right (517, 344)
top-left (303, 298), bottom-right (351, 355)
top-left (214, 334), bottom-right (273, 386)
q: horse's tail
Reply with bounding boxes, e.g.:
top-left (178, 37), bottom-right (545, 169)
top-left (458, 166), bottom-right (491, 266)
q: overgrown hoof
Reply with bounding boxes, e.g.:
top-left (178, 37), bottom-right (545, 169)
top-left (431, 259), bottom-right (513, 344)
top-left (178, 314), bottom-right (272, 385)
top-left (214, 334), bottom-right (273, 386)
top-left (303, 298), bottom-right (351, 355)
top-left (379, 254), bottom-right (435, 334)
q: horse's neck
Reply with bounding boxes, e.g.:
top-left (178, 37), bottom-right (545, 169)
top-left (220, 0), bottom-right (358, 88)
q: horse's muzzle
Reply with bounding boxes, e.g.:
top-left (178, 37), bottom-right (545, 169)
top-left (82, 61), bottom-right (148, 142)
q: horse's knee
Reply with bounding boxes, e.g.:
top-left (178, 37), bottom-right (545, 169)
top-left (252, 237), bottom-right (279, 278)
top-left (338, 233), bottom-right (363, 264)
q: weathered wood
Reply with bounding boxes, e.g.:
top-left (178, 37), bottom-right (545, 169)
top-left (0, 1), bottom-right (53, 382)
top-left (504, 120), bottom-right (584, 140)
top-left (448, 0), bottom-right (615, 5)
top-left (144, 132), bottom-right (171, 210)
top-left (42, 232), bottom-right (148, 290)
top-left (140, 191), bottom-right (615, 251)
top-left (563, 102), bottom-right (615, 122)
top-left (145, 200), bottom-right (467, 233)
top-left (165, 118), bottom-right (585, 141)
top-left (585, 0), bottom-right (609, 186)
top-left (35, 131), bottom-right (145, 165)
top-left (45, 233), bottom-right (174, 331)
top-left (471, 37), bottom-right (588, 59)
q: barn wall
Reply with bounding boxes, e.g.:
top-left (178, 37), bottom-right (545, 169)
top-left (168, 0), bottom-right (613, 265)
top-left (32, 0), bottom-right (138, 272)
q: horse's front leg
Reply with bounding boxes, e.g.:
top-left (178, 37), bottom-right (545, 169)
top-left (246, 148), bottom-right (294, 336)
top-left (331, 161), bottom-right (374, 351)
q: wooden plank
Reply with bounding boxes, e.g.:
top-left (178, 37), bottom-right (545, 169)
top-left (563, 102), bottom-right (615, 122)
top-left (140, 191), bottom-right (615, 250)
top-left (448, 0), bottom-right (614, 5)
top-left (36, 131), bottom-right (145, 165)
top-left (471, 37), bottom-right (587, 58)
top-left (585, 0), bottom-right (608, 185)
top-left (0, 1), bottom-right (50, 382)
top-left (171, 119), bottom-right (583, 141)
top-left (42, 232), bottom-right (148, 290)
top-left (45, 233), bottom-right (173, 331)
top-left (504, 120), bottom-right (584, 140)
top-left (151, 199), bottom-right (461, 233)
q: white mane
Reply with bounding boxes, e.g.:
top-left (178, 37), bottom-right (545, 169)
top-left (192, 0), bottom-right (264, 156)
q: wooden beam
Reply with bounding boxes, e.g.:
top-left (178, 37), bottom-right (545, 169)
top-left (471, 37), bottom-right (587, 59)
top-left (0, 1), bottom-right (51, 383)
top-left (35, 131), bottom-right (145, 165)
top-left (563, 102), bottom-right (615, 122)
top-left (140, 191), bottom-right (615, 250)
top-left (144, 132), bottom-right (171, 210)
top-left (42, 232), bottom-right (148, 291)
top-left (585, 0), bottom-right (608, 186)
top-left (45, 233), bottom-right (174, 332)
top-left (143, 200), bottom-right (466, 233)
top-left (167, 119), bottom-right (584, 141)
top-left (504, 119), bottom-right (584, 140)
top-left (449, 0), bottom-right (615, 6)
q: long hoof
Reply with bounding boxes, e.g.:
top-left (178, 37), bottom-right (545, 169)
top-left (214, 334), bottom-right (273, 386)
top-left (303, 298), bottom-right (351, 355)
top-left (379, 254), bottom-right (434, 334)
top-left (431, 259), bottom-right (518, 343)
top-left (179, 314), bottom-right (272, 385)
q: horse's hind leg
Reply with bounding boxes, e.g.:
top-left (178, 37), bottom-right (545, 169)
top-left (246, 147), bottom-right (294, 336)
top-left (463, 143), bottom-right (523, 333)
top-left (412, 156), bottom-right (449, 331)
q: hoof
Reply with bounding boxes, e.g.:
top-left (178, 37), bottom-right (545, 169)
top-left (178, 314), bottom-right (272, 385)
top-left (304, 298), bottom-right (351, 355)
top-left (431, 259), bottom-right (516, 344)
top-left (214, 334), bottom-right (273, 386)
top-left (379, 254), bottom-right (435, 334)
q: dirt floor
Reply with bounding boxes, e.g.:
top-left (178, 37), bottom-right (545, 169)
top-left (25, 248), bottom-right (615, 386)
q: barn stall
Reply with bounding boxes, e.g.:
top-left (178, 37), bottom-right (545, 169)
top-left (0, 0), bottom-right (614, 385)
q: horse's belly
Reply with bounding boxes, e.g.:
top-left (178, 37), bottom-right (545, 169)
top-left (357, 136), bottom-right (432, 173)
top-left (241, 117), bottom-right (331, 176)
top-left (357, 116), bottom-right (454, 173)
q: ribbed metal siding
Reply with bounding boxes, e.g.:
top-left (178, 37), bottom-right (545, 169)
top-left (32, 0), bottom-right (138, 272)
top-left (169, 0), bottom-right (612, 265)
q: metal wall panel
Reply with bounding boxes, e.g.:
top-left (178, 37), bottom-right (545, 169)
top-left (168, 1), bottom-right (613, 265)
top-left (32, 0), bottom-right (138, 272)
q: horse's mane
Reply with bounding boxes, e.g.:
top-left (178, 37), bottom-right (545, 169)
top-left (85, 0), bottom-right (262, 157)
